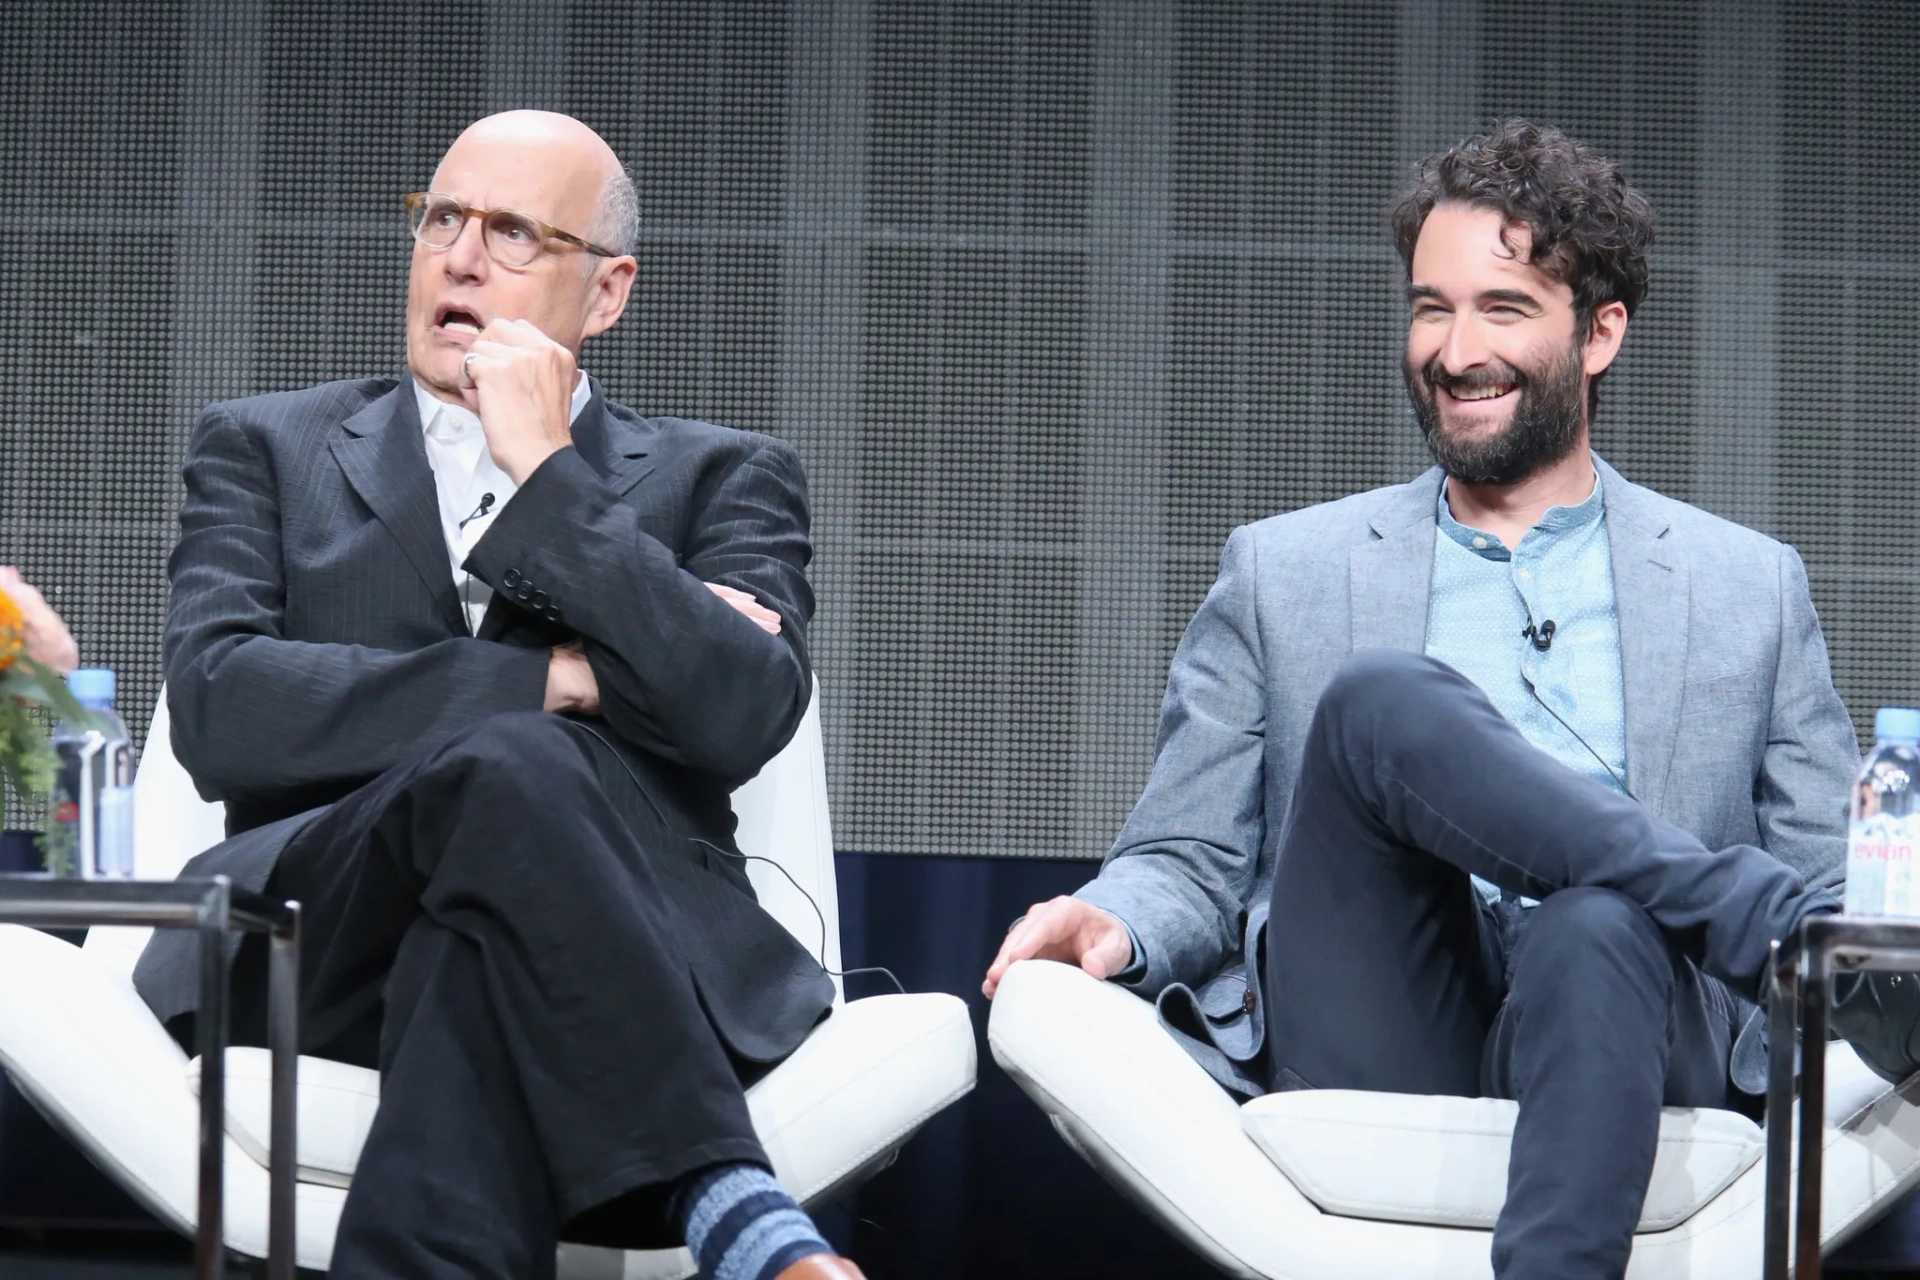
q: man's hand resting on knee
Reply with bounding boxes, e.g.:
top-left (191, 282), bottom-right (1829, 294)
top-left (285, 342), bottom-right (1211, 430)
top-left (982, 895), bottom-right (1132, 998)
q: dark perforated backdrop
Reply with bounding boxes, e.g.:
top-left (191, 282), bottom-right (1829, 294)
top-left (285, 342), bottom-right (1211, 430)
top-left (3, 0), bottom-right (1916, 855)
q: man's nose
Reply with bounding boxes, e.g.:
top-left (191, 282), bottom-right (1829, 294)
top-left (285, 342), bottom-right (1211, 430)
top-left (1436, 314), bottom-right (1493, 375)
top-left (441, 215), bottom-right (490, 282)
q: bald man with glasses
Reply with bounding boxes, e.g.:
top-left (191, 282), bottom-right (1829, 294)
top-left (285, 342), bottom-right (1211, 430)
top-left (134, 112), bottom-right (863, 1280)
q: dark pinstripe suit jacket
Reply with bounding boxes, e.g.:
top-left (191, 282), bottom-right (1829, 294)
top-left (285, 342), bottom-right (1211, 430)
top-left (133, 376), bottom-right (833, 1062)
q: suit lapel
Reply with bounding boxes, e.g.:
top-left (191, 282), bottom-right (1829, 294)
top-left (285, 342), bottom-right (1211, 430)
top-left (329, 383), bottom-right (467, 635)
top-left (1350, 468), bottom-right (1443, 655)
top-left (1600, 458), bottom-right (1690, 814)
top-left (571, 381), bottom-right (658, 498)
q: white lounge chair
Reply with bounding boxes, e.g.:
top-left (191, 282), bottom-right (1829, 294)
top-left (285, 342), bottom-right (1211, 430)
top-left (0, 683), bottom-right (975, 1278)
top-left (991, 957), bottom-right (1920, 1279)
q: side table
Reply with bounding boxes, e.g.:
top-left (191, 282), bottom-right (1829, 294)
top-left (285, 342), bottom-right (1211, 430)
top-left (0, 877), bottom-right (299, 1280)
top-left (1765, 914), bottom-right (1920, 1280)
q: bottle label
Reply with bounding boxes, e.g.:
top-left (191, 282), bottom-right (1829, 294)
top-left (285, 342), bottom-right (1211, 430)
top-left (1848, 813), bottom-right (1920, 917)
top-left (97, 784), bottom-right (133, 878)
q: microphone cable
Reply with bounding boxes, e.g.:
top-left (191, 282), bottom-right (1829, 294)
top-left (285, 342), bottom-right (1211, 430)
top-left (1517, 618), bottom-right (1633, 799)
top-left (569, 720), bottom-right (905, 996)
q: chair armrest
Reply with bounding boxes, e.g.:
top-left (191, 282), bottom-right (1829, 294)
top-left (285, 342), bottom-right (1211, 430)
top-left (749, 992), bottom-right (976, 1207)
top-left (987, 959), bottom-right (1309, 1278)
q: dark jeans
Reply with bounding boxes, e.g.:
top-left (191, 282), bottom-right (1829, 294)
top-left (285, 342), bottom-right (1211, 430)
top-left (1265, 650), bottom-right (1825, 1280)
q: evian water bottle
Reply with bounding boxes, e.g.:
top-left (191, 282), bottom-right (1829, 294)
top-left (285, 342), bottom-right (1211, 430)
top-left (1846, 706), bottom-right (1920, 917)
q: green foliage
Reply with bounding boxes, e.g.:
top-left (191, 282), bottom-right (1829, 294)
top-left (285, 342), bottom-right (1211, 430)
top-left (0, 656), bottom-right (92, 874)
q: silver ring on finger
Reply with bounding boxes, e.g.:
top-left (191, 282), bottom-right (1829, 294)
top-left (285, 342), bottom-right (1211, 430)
top-left (463, 353), bottom-right (476, 384)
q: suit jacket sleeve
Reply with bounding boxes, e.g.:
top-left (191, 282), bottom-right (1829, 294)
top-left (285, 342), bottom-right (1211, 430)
top-left (464, 438), bottom-right (813, 785)
top-left (165, 405), bottom-right (551, 800)
top-left (1757, 543), bottom-right (1858, 889)
top-left (1074, 525), bottom-right (1267, 995)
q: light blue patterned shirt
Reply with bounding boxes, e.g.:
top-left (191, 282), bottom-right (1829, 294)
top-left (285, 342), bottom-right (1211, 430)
top-left (1427, 472), bottom-right (1628, 901)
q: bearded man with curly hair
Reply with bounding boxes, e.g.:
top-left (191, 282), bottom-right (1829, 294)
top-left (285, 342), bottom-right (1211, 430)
top-left (986, 121), bottom-right (1901, 1278)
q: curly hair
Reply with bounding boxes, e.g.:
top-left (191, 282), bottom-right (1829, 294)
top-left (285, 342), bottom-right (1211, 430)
top-left (1389, 119), bottom-right (1657, 332)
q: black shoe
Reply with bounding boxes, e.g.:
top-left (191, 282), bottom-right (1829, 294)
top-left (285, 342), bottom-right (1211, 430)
top-left (1830, 971), bottom-right (1920, 1085)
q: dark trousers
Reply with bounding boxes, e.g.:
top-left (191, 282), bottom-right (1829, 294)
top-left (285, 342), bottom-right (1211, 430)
top-left (1265, 650), bottom-right (1824, 1280)
top-left (229, 712), bottom-right (782, 1279)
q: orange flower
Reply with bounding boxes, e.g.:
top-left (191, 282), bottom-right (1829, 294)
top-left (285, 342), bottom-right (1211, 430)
top-left (0, 588), bottom-right (21, 673)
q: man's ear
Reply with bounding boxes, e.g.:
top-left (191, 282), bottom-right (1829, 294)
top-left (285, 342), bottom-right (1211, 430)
top-left (582, 256), bottom-right (638, 340)
top-left (1583, 299), bottom-right (1629, 377)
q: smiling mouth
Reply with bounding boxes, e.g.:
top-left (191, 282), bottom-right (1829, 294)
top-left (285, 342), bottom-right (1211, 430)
top-left (1440, 382), bottom-right (1516, 405)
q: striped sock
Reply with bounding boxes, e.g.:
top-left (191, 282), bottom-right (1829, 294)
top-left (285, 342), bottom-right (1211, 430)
top-left (674, 1162), bottom-right (831, 1280)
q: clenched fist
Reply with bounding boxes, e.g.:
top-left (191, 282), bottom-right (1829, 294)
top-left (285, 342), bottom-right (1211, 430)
top-left (461, 318), bottom-right (579, 484)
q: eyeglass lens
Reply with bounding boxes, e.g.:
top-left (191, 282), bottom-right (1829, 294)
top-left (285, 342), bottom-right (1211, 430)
top-left (410, 196), bottom-right (546, 267)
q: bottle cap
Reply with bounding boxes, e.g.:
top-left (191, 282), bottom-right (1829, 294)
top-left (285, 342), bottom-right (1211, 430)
top-left (65, 668), bottom-right (115, 708)
top-left (1877, 706), bottom-right (1920, 742)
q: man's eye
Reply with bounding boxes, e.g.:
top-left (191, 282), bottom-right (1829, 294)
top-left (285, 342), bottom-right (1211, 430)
top-left (500, 224), bottom-right (533, 242)
top-left (430, 210), bottom-right (461, 228)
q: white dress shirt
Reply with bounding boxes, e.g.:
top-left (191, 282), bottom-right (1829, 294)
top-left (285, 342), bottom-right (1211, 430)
top-left (413, 372), bottom-right (593, 633)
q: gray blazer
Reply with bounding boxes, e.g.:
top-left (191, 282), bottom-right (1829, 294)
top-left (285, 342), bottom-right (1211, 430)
top-left (1077, 455), bottom-right (1860, 1096)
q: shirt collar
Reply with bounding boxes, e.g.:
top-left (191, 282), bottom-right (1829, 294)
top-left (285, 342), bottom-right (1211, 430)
top-left (413, 370), bottom-right (594, 442)
top-left (1437, 468), bottom-right (1605, 558)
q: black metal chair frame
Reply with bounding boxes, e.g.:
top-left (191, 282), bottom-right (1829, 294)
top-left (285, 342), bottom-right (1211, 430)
top-left (1765, 914), bottom-right (1920, 1280)
top-left (0, 877), bottom-right (298, 1280)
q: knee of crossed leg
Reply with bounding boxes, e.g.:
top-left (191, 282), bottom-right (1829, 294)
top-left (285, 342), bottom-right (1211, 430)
top-left (1314, 648), bottom-right (1443, 734)
top-left (420, 714), bottom-right (645, 896)
top-left (437, 711), bottom-right (602, 812)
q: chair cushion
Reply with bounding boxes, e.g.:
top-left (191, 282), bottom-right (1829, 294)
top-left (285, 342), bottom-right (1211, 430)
top-left (186, 1052), bottom-right (375, 1187)
top-left (1240, 1089), bottom-right (1763, 1232)
top-left (188, 991), bottom-right (976, 1205)
top-left (990, 960), bottom-right (1920, 1279)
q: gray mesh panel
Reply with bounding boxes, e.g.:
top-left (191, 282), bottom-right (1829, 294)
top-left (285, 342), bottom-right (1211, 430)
top-left (2, 0), bottom-right (1915, 855)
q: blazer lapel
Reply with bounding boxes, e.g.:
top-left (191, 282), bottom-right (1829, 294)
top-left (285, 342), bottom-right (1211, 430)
top-left (570, 380), bottom-right (657, 497)
top-left (1600, 457), bottom-right (1690, 814)
top-left (1350, 467), bottom-right (1444, 655)
top-left (329, 384), bottom-right (466, 635)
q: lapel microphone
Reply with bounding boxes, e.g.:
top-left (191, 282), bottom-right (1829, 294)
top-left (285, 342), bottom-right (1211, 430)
top-left (458, 492), bottom-right (496, 531)
top-left (1522, 619), bottom-right (1557, 652)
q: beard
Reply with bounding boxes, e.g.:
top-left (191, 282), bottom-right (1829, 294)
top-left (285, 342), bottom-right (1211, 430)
top-left (1404, 341), bottom-right (1587, 486)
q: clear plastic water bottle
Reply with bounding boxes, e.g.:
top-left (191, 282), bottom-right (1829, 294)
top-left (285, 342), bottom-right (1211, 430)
top-left (1846, 706), bottom-right (1920, 917)
top-left (48, 668), bottom-right (134, 879)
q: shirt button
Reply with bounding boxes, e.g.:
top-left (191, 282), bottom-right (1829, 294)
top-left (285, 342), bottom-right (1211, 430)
top-left (1472, 536), bottom-right (1489, 550)
top-left (1518, 568), bottom-right (1531, 580)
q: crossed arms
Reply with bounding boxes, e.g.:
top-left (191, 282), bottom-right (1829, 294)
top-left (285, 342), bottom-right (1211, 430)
top-left (166, 343), bottom-right (813, 813)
